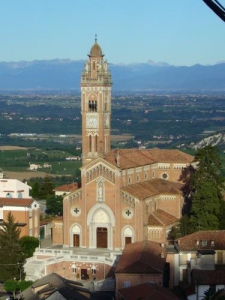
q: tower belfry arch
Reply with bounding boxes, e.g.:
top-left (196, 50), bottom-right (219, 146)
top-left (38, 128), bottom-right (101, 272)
top-left (81, 37), bottom-right (112, 165)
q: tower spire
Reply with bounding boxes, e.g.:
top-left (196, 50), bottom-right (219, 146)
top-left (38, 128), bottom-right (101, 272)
top-left (95, 34), bottom-right (97, 43)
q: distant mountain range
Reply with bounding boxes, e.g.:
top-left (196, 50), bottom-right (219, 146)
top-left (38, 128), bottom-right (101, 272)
top-left (1, 59), bottom-right (225, 92)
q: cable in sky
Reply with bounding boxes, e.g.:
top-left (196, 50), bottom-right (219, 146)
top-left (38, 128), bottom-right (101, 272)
top-left (203, 0), bottom-right (225, 21)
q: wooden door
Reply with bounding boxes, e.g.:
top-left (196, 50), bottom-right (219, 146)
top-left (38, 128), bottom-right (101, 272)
top-left (96, 227), bottom-right (107, 248)
top-left (81, 268), bottom-right (88, 280)
top-left (73, 234), bottom-right (80, 247)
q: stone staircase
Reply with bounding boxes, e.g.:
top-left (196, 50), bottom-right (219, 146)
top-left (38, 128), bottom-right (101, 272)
top-left (40, 236), bottom-right (52, 248)
top-left (24, 260), bottom-right (45, 281)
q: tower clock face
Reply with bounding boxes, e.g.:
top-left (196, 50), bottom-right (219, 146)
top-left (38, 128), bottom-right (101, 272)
top-left (87, 115), bottom-right (98, 128)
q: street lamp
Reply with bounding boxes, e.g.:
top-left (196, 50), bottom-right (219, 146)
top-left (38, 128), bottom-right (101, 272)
top-left (17, 263), bottom-right (22, 281)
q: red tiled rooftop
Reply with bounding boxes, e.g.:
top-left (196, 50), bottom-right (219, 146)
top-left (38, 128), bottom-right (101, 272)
top-left (105, 148), bottom-right (193, 169)
top-left (115, 240), bottom-right (166, 274)
top-left (176, 230), bottom-right (225, 251)
top-left (121, 178), bottom-right (182, 201)
top-left (0, 198), bottom-right (33, 207)
top-left (148, 209), bottom-right (178, 226)
top-left (54, 183), bottom-right (78, 192)
top-left (118, 282), bottom-right (179, 300)
top-left (192, 269), bottom-right (225, 285)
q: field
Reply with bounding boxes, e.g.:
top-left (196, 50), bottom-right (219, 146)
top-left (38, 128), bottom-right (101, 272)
top-left (5, 171), bottom-right (54, 181)
top-left (0, 146), bottom-right (28, 150)
top-left (0, 146), bottom-right (82, 181)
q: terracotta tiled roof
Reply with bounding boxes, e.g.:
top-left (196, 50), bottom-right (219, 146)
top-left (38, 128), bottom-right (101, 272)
top-left (105, 148), bottom-right (193, 169)
top-left (121, 178), bottom-right (183, 201)
top-left (148, 209), bottom-right (178, 226)
top-left (52, 216), bottom-right (63, 222)
top-left (147, 148), bottom-right (193, 163)
top-left (118, 282), bottom-right (179, 300)
top-left (0, 198), bottom-right (33, 207)
top-left (192, 269), bottom-right (225, 285)
top-left (176, 230), bottom-right (225, 251)
top-left (115, 240), bottom-right (166, 274)
top-left (105, 149), bottom-right (156, 169)
top-left (54, 182), bottom-right (78, 193)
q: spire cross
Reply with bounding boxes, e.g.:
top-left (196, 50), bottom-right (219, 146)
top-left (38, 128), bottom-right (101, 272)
top-left (95, 34), bottom-right (97, 43)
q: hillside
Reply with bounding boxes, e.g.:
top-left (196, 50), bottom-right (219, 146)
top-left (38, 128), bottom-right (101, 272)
top-left (188, 132), bottom-right (225, 150)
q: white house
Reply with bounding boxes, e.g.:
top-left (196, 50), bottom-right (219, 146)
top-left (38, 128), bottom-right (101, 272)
top-left (0, 179), bottom-right (31, 198)
top-left (29, 164), bottom-right (41, 170)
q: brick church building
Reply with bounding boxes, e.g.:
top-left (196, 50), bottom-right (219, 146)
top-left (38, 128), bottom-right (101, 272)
top-left (52, 38), bottom-right (193, 251)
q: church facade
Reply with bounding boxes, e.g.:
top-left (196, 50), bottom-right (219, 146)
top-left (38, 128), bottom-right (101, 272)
top-left (52, 38), bottom-right (193, 251)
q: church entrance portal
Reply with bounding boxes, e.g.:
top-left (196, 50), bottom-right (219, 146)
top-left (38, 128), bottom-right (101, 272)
top-left (73, 234), bottom-right (80, 247)
top-left (96, 227), bottom-right (107, 248)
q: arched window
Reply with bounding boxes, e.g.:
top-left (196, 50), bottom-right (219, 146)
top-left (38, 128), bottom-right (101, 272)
top-left (6, 192), bottom-right (12, 198)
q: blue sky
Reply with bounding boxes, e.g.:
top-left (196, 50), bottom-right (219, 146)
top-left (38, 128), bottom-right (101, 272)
top-left (0, 0), bottom-right (225, 66)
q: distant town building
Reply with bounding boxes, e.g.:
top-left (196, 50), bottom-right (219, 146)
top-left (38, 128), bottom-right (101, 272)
top-left (54, 182), bottom-right (79, 197)
top-left (29, 163), bottom-right (41, 171)
top-left (65, 156), bottom-right (81, 161)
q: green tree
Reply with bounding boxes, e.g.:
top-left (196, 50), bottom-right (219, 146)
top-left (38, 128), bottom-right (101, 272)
top-left (30, 180), bottom-right (40, 199)
top-left (19, 236), bottom-right (39, 259)
top-left (189, 181), bottom-right (220, 231)
top-left (0, 212), bottom-right (25, 281)
top-left (167, 226), bottom-right (181, 243)
top-left (182, 146), bottom-right (224, 232)
top-left (192, 146), bottom-right (224, 190)
top-left (4, 280), bottom-right (19, 298)
top-left (204, 287), bottom-right (225, 299)
top-left (46, 195), bottom-right (63, 216)
top-left (179, 215), bottom-right (192, 237)
top-left (39, 176), bottom-right (55, 199)
top-left (4, 280), bottom-right (33, 298)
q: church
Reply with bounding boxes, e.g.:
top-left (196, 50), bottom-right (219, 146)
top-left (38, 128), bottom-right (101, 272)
top-left (52, 38), bottom-right (193, 251)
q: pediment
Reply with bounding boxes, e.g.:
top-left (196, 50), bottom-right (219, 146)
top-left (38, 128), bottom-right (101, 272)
top-left (81, 157), bottom-right (117, 172)
top-left (82, 158), bottom-right (117, 184)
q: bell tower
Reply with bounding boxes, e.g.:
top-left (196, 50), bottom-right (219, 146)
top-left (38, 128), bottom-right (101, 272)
top-left (81, 36), bottom-right (112, 165)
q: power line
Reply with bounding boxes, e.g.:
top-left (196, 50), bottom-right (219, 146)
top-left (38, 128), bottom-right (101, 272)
top-left (203, 0), bottom-right (225, 22)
